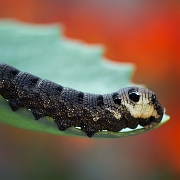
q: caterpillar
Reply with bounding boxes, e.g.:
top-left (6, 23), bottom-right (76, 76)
top-left (0, 63), bottom-right (164, 137)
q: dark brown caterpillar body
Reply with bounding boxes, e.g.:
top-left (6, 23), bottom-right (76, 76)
top-left (0, 63), bottom-right (164, 137)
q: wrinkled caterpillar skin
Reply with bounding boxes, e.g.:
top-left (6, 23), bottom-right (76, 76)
top-left (0, 63), bottom-right (164, 137)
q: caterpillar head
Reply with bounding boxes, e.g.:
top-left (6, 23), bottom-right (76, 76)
top-left (118, 87), bottom-right (164, 128)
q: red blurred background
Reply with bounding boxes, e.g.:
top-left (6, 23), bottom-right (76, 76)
top-left (0, 0), bottom-right (180, 179)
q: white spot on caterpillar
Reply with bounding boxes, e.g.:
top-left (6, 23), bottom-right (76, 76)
top-left (105, 108), bottom-right (121, 120)
top-left (93, 116), bottom-right (99, 121)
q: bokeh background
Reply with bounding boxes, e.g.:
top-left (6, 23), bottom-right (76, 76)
top-left (0, 0), bottom-right (179, 179)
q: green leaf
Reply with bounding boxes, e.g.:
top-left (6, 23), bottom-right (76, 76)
top-left (0, 19), bottom-right (170, 138)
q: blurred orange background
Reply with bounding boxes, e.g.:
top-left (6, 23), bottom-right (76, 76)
top-left (0, 0), bottom-right (180, 179)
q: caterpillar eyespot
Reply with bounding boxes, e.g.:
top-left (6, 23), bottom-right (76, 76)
top-left (128, 88), bottom-right (140, 102)
top-left (112, 92), bottom-right (121, 105)
top-left (0, 63), bottom-right (164, 138)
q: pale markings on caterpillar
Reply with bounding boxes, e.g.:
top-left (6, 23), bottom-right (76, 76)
top-left (123, 96), bottom-right (160, 119)
top-left (105, 108), bottom-right (121, 120)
